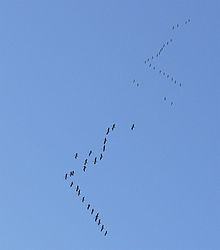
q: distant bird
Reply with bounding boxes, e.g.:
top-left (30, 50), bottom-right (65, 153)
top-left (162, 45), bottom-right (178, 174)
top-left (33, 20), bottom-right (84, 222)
top-left (163, 72), bottom-right (165, 76)
top-left (164, 97), bottom-right (166, 101)
top-left (137, 83), bottom-right (139, 87)
top-left (76, 185), bottom-right (79, 192)
top-left (70, 181), bottom-right (73, 187)
top-left (89, 150), bottom-right (92, 156)
top-left (171, 77), bottom-right (173, 81)
top-left (153, 66), bottom-right (155, 70)
top-left (172, 26), bottom-right (174, 30)
top-left (174, 80), bottom-right (177, 84)
top-left (147, 58), bottom-right (149, 61)
top-left (94, 157), bottom-right (97, 164)
top-left (188, 18), bottom-right (190, 22)
top-left (91, 209), bottom-right (94, 215)
top-left (95, 213), bottom-right (99, 221)
top-left (144, 60), bottom-right (146, 64)
top-left (83, 166), bottom-right (86, 172)
top-left (74, 153), bottom-right (78, 159)
top-left (106, 128), bottom-right (110, 135)
top-left (100, 154), bottom-right (103, 160)
top-left (104, 138), bottom-right (107, 144)
top-left (78, 190), bottom-right (80, 196)
top-left (103, 145), bottom-right (106, 152)
top-left (167, 41), bottom-right (169, 45)
top-left (170, 39), bottom-right (173, 42)
top-left (167, 74), bottom-right (169, 78)
top-left (179, 83), bottom-right (182, 87)
top-left (112, 123), bottom-right (115, 130)
top-left (133, 80), bottom-right (135, 83)
top-left (156, 53), bottom-right (158, 57)
top-left (84, 159), bottom-right (88, 165)
top-left (98, 219), bottom-right (101, 225)
top-left (159, 70), bottom-right (162, 73)
top-left (65, 173), bottom-right (68, 180)
top-left (70, 171), bottom-right (74, 177)
top-left (171, 102), bottom-right (173, 105)
top-left (105, 231), bottom-right (107, 236)
top-left (82, 197), bottom-right (85, 202)
top-left (87, 204), bottom-right (90, 210)
top-left (151, 56), bottom-right (153, 59)
top-left (131, 124), bottom-right (135, 130)
top-left (101, 225), bottom-right (104, 232)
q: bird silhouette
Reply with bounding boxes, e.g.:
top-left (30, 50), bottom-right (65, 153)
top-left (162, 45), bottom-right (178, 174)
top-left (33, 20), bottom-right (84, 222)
top-left (95, 213), bottom-right (99, 221)
top-left (147, 58), bottom-right (149, 62)
top-left (144, 60), bottom-right (146, 64)
top-left (133, 80), bottom-right (135, 83)
top-left (171, 102), bottom-right (173, 105)
top-left (103, 145), bottom-right (106, 152)
top-left (104, 138), bottom-right (107, 144)
top-left (98, 219), bottom-right (101, 225)
top-left (74, 153), bottom-right (78, 159)
top-left (84, 159), bottom-right (88, 165)
top-left (101, 225), bottom-right (104, 232)
top-left (179, 83), bottom-right (182, 87)
top-left (65, 173), bottom-right (68, 180)
top-left (172, 26), bottom-right (174, 30)
top-left (164, 97), bottom-right (166, 101)
top-left (83, 166), bottom-right (86, 172)
top-left (100, 154), bottom-right (103, 160)
top-left (76, 185), bottom-right (79, 192)
top-left (70, 181), bottom-right (73, 187)
top-left (105, 231), bottom-right (107, 236)
top-left (131, 124), bottom-right (135, 130)
top-left (78, 190), bottom-right (80, 196)
top-left (70, 171), bottom-right (74, 177)
top-left (174, 80), bottom-right (177, 84)
top-left (94, 157), bottom-right (97, 164)
top-left (153, 66), bottom-right (155, 70)
top-left (91, 209), bottom-right (94, 215)
top-left (112, 124), bottom-right (115, 130)
top-left (89, 150), bottom-right (92, 156)
top-left (82, 197), bottom-right (85, 202)
top-left (87, 204), bottom-right (90, 210)
top-left (167, 74), bottom-right (169, 78)
top-left (106, 128), bottom-right (110, 135)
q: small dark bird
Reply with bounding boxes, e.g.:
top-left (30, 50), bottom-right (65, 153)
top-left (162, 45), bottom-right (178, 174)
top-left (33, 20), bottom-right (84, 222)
top-left (188, 19), bottom-right (190, 22)
top-left (98, 219), bottom-right (101, 225)
top-left (137, 83), bottom-right (139, 87)
top-left (106, 128), bottom-right (110, 135)
top-left (84, 159), bottom-right (88, 165)
top-left (76, 185), bottom-right (79, 192)
top-left (159, 70), bottom-right (162, 73)
top-left (171, 77), bottom-right (173, 81)
top-left (112, 124), bottom-right (115, 130)
top-left (133, 80), bottom-right (135, 83)
top-left (164, 97), bottom-right (166, 101)
top-left (89, 150), bottom-right (92, 156)
top-left (94, 157), bottom-right (97, 164)
top-left (95, 216), bottom-right (98, 222)
top-left (167, 74), bottom-right (169, 78)
top-left (95, 213), bottom-right (99, 221)
top-left (170, 39), bottom-right (173, 42)
top-left (131, 124), bottom-right (135, 130)
top-left (70, 181), bottom-right (73, 187)
top-left (83, 166), bottom-right (86, 172)
top-left (82, 197), bottom-right (85, 202)
top-left (100, 154), bottom-right (103, 160)
top-left (179, 83), bottom-right (182, 87)
top-left (87, 204), bottom-right (90, 210)
top-left (153, 66), bottom-right (155, 70)
top-left (172, 26), bottom-right (174, 30)
top-left (167, 41), bottom-right (169, 45)
top-left (103, 145), bottom-right (106, 152)
top-left (78, 189), bottom-right (80, 196)
top-left (101, 225), bottom-right (104, 232)
top-left (105, 231), bottom-right (107, 236)
top-left (74, 153), bottom-right (78, 159)
top-left (163, 72), bottom-right (165, 76)
top-left (174, 80), bottom-right (176, 84)
top-left (65, 173), bottom-right (68, 180)
top-left (147, 58), bottom-right (149, 61)
top-left (70, 171), bottom-right (74, 177)
top-left (185, 21), bottom-right (187, 24)
top-left (171, 102), bottom-right (173, 105)
top-left (104, 138), bottom-right (107, 144)
top-left (144, 60), bottom-right (146, 64)
top-left (91, 209), bottom-right (94, 215)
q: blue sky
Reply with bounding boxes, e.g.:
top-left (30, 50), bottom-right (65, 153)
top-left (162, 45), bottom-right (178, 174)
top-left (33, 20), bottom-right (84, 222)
top-left (0, 1), bottom-right (219, 250)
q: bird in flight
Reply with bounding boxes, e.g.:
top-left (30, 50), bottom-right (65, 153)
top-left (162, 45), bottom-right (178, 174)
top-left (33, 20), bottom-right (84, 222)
top-left (94, 157), bottom-right (97, 164)
top-left (83, 166), bottom-right (86, 172)
top-left (78, 190), bottom-right (80, 196)
top-left (76, 185), bottom-right (79, 192)
top-left (82, 197), bottom-right (85, 202)
top-left (98, 219), bottom-right (101, 225)
top-left (95, 213), bottom-right (99, 221)
top-left (131, 124), bottom-right (135, 130)
top-left (105, 231), bottom-right (107, 236)
top-left (101, 225), bottom-right (104, 232)
top-left (112, 123), bottom-right (115, 130)
top-left (89, 150), bottom-right (92, 156)
top-left (103, 145), bottom-right (106, 152)
top-left (87, 204), bottom-right (91, 210)
top-left (100, 154), bottom-right (103, 160)
top-left (179, 83), bottom-right (182, 87)
top-left (164, 97), bottom-right (166, 101)
top-left (171, 102), bottom-right (173, 105)
top-left (70, 181), bottom-right (73, 187)
top-left (84, 159), bottom-right (88, 165)
top-left (104, 138), bottom-right (107, 144)
top-left (70, 171), bottom-right (74, 177)
top-left (91, 209), bottom-right (94, 215)
top-left (74, 153), bottom-right (78, 159)
top-left (65, 173), bottom-right (68, 180)
top-left (106, 128), bottom-right (110, 135)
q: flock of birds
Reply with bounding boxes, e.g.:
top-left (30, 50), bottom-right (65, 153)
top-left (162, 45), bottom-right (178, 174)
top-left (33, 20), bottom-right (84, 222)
top-left (133, 18), bottom-right (191, 106)
top-left (64, 18), bottom-right (191, 238)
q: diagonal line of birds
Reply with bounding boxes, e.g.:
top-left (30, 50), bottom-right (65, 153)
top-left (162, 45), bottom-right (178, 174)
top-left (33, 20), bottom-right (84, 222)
top-left (64, 18), bottom-right (191, 238)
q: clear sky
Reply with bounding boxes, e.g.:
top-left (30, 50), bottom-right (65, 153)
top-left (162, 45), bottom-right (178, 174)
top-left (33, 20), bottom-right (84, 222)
top-left (0, 1), bottom-right (219, 250)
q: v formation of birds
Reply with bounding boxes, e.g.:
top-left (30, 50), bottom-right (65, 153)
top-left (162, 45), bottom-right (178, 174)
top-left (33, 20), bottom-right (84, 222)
top-left (64, 18), bottom-right (191, 238)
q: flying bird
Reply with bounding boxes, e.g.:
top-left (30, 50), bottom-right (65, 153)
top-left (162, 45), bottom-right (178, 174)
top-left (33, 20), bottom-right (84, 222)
top-left (82, 197), bottom-right (85, 202)
top-left (164, 97), bottom-right (166, 101)
top-left (144, 60), bottom-right (146, 64)
top-left (65, 173), bottom-right (68, 180)
top-left (98, 219), bottom-right (101, 225)
top-left (167, 74), bottom-right (169, 78)
top-left (104, 138), bottom-right (107, 144)
top-left (89, 150), bottom-right (92, 156)
top-left (106, 128), bottom-right (110, 135)
top-left (174, 80), bottom-right (177, 84)
top-left (147, 58), bottom-right (149, 61)
top-left (133, 80), bottom-right (135, 83)
top-left (70, 171), bottom-right (74, 177)
top-left (179, 83), bottom-right (182, 87)
top-left (112, 123), bottom-right (115, 130)
top-left (91, 209), bottom-right (94, 215)
top-left (74, 153), bottom-right (78, 159)
top-left (177, 24), bottom-right (179, 28)
top-left (172, 26), bottom-right (174, 30)
top-left (101, 225), bottom-right (104, 232)
top-left (83, 166), bottom-right (86, 172)
top-left (76, 185), bottom-right (79, 192)
top-left (70, 181), bottom-right (73, 187)
top-left (105, 231), bottom-right (107, 236)
top-left (100, 154), bottom-right (103, 160)
top-left (95, 213), bottom-right (99, 221)
top-left (94, 157), bottom-right (97, 164)
top-left (87, 204), bottom-right (90, 210)
top-left (84, 159), bottom-right (88, 165)
top-left (171, 102), bottom-right (173, 105)
top-left (78, 190), bottom-right (80, 196)
top-left (153, 66), bottom-right (155, 70)
top-left (131, 124), bottom-right (135, 130)
top-left (103, 145), bottom-right (106, 152)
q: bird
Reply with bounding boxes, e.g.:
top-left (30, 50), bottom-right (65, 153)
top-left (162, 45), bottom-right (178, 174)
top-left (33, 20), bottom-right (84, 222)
top-left (91, 209), bottom-right (94, 215)
top-left (83, 166), bottom-right (86, 172)
top-left (185, 21), bottom-right (187, 24)
top-left (74, 153), bottom-right (78, 159)
top-left (171, 77), bottom-right (173, 81)
top-left (133, 80), bottom-right (135, 83)
top-left (104, 138), bottom-right (107, 144)
top-left (188, 18), bottom-right (190, 22)
top-left (172, 26), bottom-right (174, 30)
top-left (105, 231), bottom-right (107, 236)
top-left (174, 80), bottom-right (177, 84)
top-left (82, 197), bottom-right (85, 202)
top-left (170, 39), bottom-right (173, 42)
top-left (101, 225), bottom-right (104, 232)
top-left (84, 159), bottom-right (88, 165)
top-left (103, 145), bottom-right (106, 152)
top-left (144, 60), bottom-right (146, 64)
top-left (159, 70), bottom-right (162, 73)
top-left (164, 97), bottom-right (166, 101)
top-left (131, 124), bottom-right (135, 130)
top-left (95, 213), bottom-right (99, 221)
top-left (78, 190), bottom-right (80, 196)
top-left (156, 53), bottom-right (158, 57)
top-left (147, 58), bottom-right (149, 61)
top-left (87, 204), bottom-right (90, 210)
top-left (167, 41), bottom-right (169, 45)
top-left (94, 157), bottom-right (97, 164)
top-left (65, 173), bottom-right (68, 180)
top-left (98, 219), bottom-right (101, 225)
top-left (76, 185), bottom-right (79, 192)
top-left (179, 83), bottom-right (182, 87)
top-left (163, 72), bottom-right (165, 76)
top-left (106, 128), bottom-right (110, 135)
top-left (100, 154), bottom-right (103, 160)
top-left (151, 56), bottom-right (153, 59)
top-left (137, 83), bottom-right (139, 87)
top-left (171, 102), bottom-right (173, 105)
top-left (70, 171), bottom-right (74, 177)
top-left (95, 216), bottom-right (98, 222)
top-left (153, 66), bottom-right (155, 70)
top-left (112, 123), bottom-right (115, 130)
top-left (167, 74), bottom-right (169, 78)
top-left (70, 181), bottom-right (73, 187)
